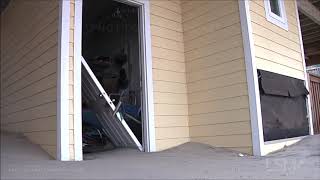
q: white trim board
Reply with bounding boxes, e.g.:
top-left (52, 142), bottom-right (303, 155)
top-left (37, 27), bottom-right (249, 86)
top-left (263, 136), bottom-right (305, 155)
top-left (136, 0), bottom-right (156, 152)
top-left (264, 135), bottom-right (306, 145)
top-left (239, 0), bottom-right (264, 156)
top-left (74, 0), bottom-right (83, 161)
top-left (57, 0), bottom-right (70, 161)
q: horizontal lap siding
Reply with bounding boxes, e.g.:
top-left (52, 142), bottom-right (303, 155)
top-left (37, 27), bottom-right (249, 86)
top-left (69, 0), bottom-right (75, 160)
top-left (150, 0), bottom-right (190, 151)
top-left (182, 0), bottom-right (253, 155)
top-left (249, 0), bottom-right (305, 80)
top-left (0, 0), bottom-right (59, 158)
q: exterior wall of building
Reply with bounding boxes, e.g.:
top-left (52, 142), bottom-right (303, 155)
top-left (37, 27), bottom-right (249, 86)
top-left (2, 0), bottom-right (305, 158)
top-left (0, 0), bottom-right (59, 158)
top-left (182, 0), bottom-right (253, 154)
top-left (150, 0), bottom-right (190, 151)
top-left (249, 0), bottom-right (305, 80)
top-left (249, 0), bottom-right (308, 155)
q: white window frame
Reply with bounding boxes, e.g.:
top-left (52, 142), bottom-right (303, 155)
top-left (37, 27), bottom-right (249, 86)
top-left (264, 0), bottom-right (288, 30)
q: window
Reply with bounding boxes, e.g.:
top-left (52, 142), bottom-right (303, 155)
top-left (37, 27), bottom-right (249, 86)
top-left (264, 0), bottom-right (288, 30)
top-left (269, 0), bottom-right (281, 16)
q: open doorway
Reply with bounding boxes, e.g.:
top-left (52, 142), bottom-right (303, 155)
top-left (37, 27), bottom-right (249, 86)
top-left (80, 0), bottom-right (145, 154)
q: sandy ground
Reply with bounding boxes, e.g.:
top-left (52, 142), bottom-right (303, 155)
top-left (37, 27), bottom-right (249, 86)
top-left (1, 132), bottom-right (320, 180)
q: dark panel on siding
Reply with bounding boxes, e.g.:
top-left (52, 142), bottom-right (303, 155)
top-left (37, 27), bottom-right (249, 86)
top-left (258, 70), bottom-right (310, 141)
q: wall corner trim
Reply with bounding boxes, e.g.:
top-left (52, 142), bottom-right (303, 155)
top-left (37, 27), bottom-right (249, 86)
top-left (74, 0), bottom-right (84, 161)
top-left (136, 0), bottom-right (156, 152)
top-left (57, 0), bottom-right (71, 161)
top-left (238, 0), bottom-right (264, 156)
top-left (294, 0), bottom-right (314, 135)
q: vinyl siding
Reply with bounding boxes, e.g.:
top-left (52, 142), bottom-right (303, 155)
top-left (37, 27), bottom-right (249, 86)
top-left (0, 0), bottom-right (59, 158)
top-left (182, 0), bottom-right (253, 155)
top-left (150, 0), bottom-right (190, 151)
top-left (249, 0), bottom-right (305, 80)
top-left (68, 0), bottom-right (75, 160)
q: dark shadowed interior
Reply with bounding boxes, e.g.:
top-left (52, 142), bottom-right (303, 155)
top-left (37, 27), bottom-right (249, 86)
top-left (81, 0), bottom-right (143, 153)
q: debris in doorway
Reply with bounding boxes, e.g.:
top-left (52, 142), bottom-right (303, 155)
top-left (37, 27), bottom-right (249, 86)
top-left (120, 103), bottom-right (141, 124)
top-left (82, 123), bottom-right (114, 153)
top-left (82, 103), bottom-right (114, 153)
top-left (81, 58), bottom-right (142, 150)
top-left (81, 0), bottom-right (143, 150)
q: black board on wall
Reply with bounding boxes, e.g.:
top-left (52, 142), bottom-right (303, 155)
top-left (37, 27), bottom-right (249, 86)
top-left (258, 70), bottom-right (310, 141)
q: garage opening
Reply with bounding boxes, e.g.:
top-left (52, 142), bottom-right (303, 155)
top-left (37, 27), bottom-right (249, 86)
top-left (81, 0), bottom-right (144, 154)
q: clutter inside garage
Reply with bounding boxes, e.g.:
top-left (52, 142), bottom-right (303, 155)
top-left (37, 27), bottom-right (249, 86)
top-left (81, 0), bottom-right (143, 153)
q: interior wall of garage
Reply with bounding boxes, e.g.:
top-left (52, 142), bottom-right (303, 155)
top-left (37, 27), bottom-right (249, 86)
top-left (182, 0), bottom-right (253, 155)
top-left (0, 0), bottom-right (59, 158)
top-left (249, 0), bottom-right (305, 80)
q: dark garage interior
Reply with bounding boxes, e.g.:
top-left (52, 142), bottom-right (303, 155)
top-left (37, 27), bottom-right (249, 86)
top-left (81, 0), bottom-right (143, 153)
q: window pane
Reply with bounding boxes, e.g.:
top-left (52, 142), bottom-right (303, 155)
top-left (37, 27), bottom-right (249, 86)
top-left (270, 0), bottom-right (281, 16)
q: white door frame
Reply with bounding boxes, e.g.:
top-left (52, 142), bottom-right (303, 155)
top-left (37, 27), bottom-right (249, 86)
top-left (73, 0), bottom-right (156, 159)
top-left (74, 0), bottom-right (83, 161)
top-left (57, 0), bottom-right (71, 161)
top-left (238, 0), bottom-right (264, 156)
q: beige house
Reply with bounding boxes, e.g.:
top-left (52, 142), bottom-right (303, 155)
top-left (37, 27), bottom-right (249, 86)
top-left (0, 0), bottom-right (316, 161)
